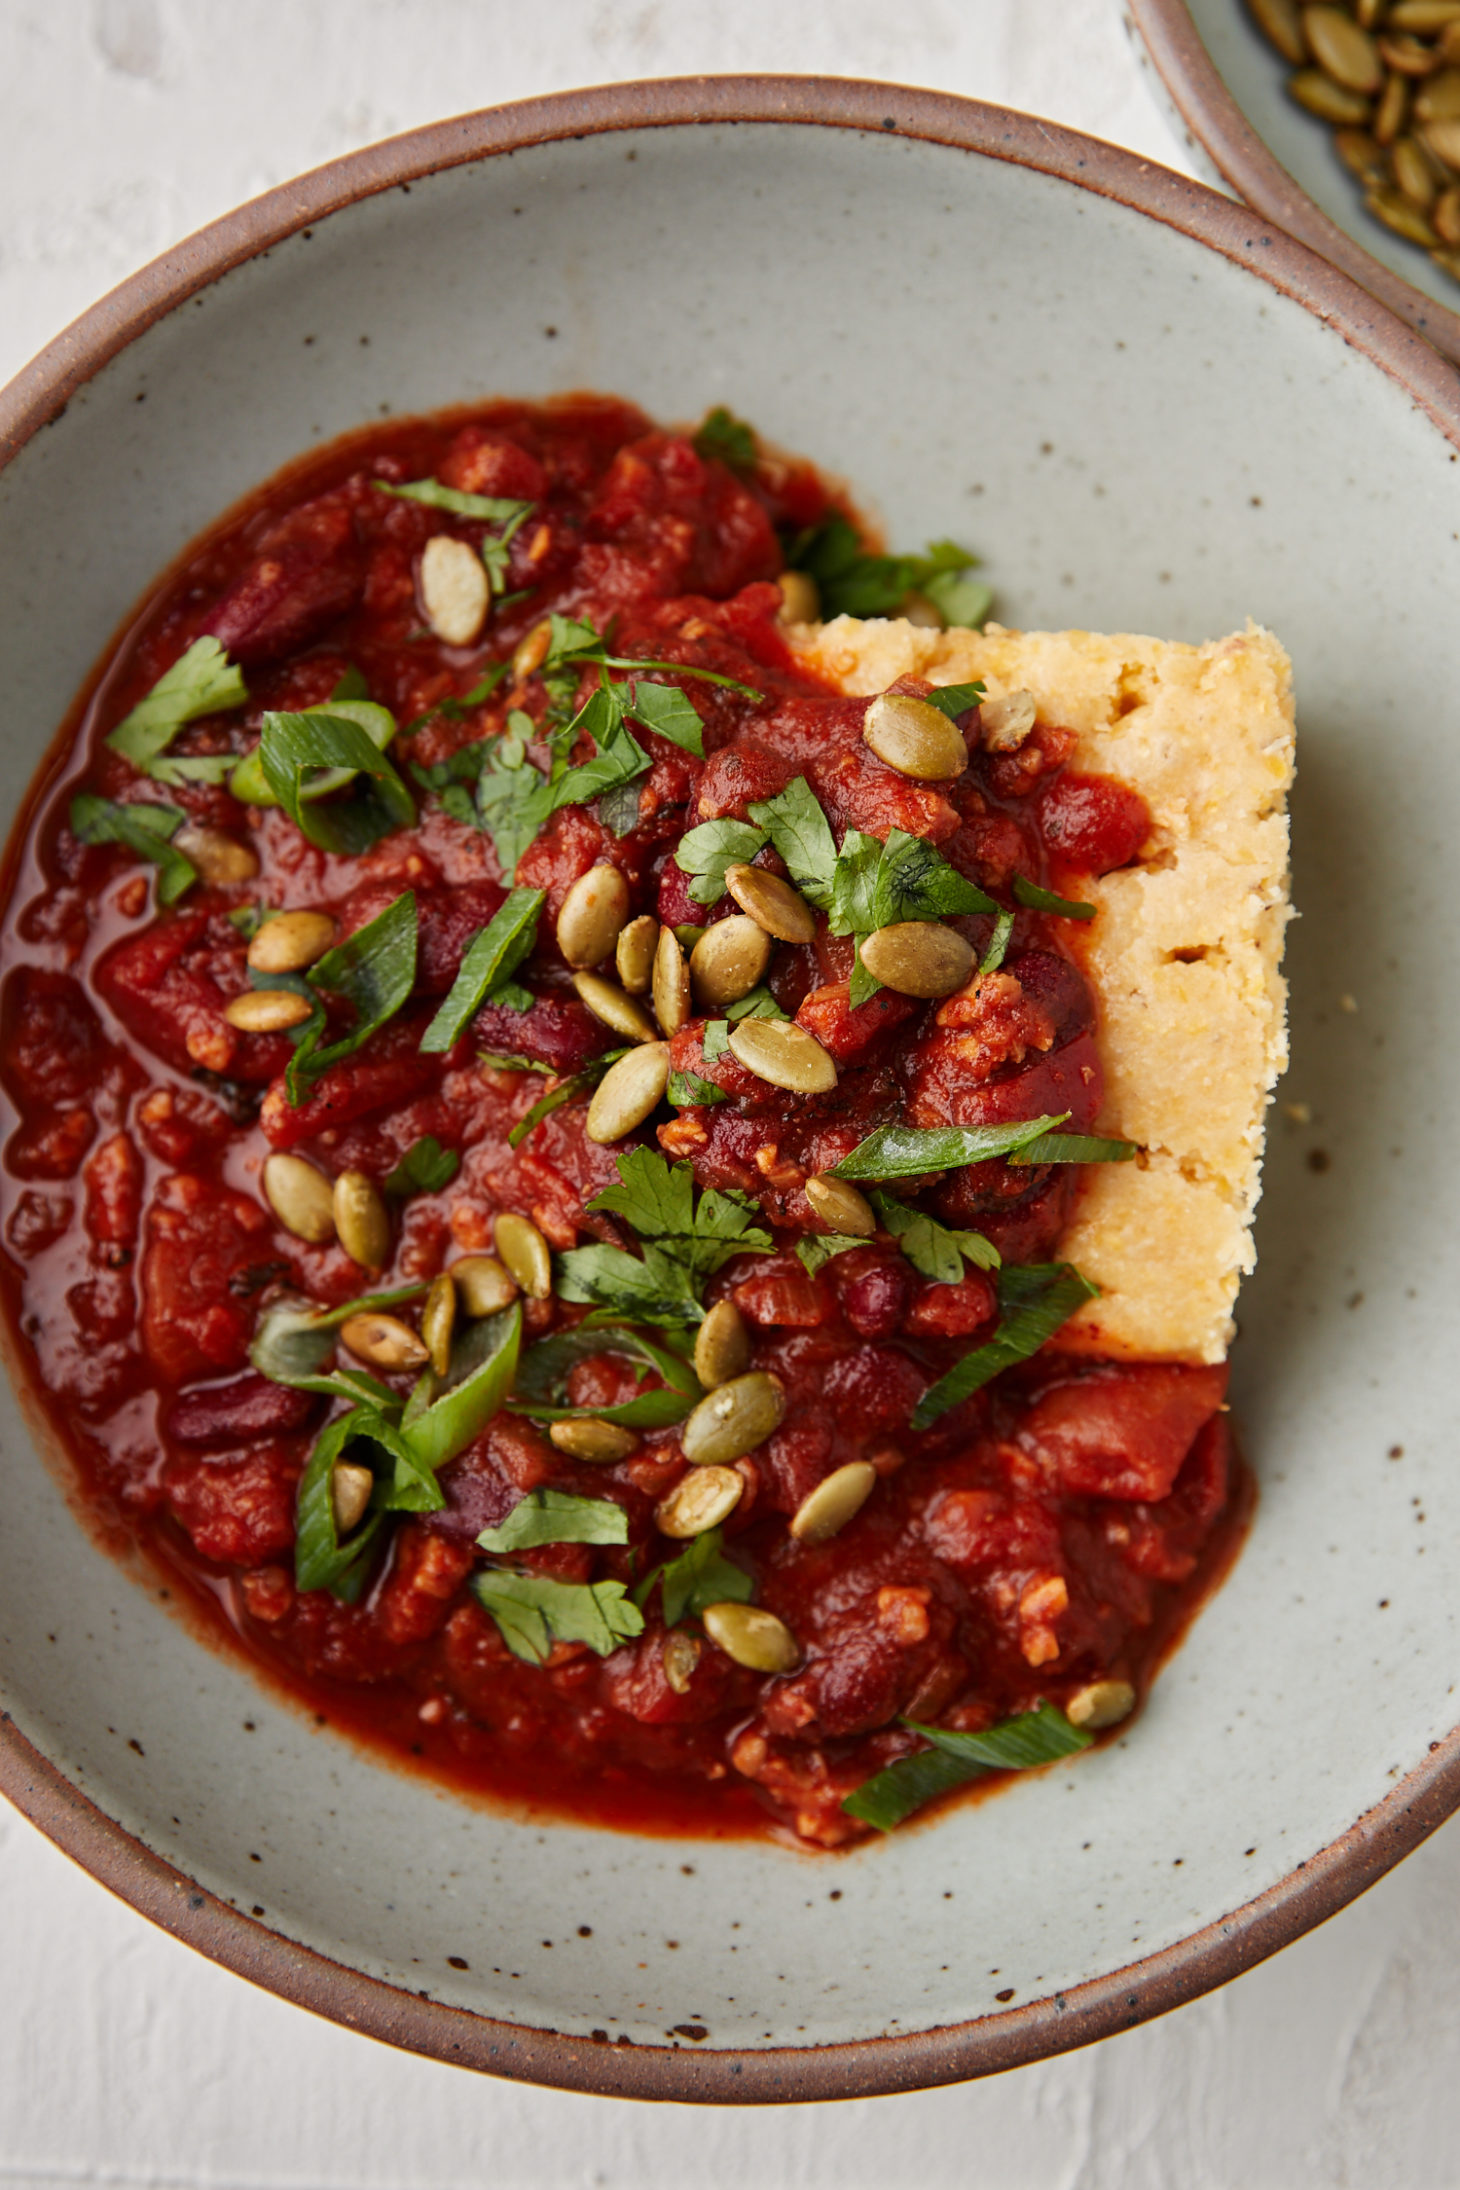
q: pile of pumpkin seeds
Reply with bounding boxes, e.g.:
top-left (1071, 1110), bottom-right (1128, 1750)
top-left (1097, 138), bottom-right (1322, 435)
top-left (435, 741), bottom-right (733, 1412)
top-left (1249, 0), bottom-right (1460, 277)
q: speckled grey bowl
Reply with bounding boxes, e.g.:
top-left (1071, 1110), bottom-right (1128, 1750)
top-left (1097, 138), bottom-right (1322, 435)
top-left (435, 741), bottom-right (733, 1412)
top-left (3, 78), bottom-right (1460, 2101)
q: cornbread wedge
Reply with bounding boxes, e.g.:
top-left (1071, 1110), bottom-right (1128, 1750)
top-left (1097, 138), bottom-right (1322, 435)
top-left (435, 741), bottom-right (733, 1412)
top-left (792, 616), bottom-right (1295, 1364)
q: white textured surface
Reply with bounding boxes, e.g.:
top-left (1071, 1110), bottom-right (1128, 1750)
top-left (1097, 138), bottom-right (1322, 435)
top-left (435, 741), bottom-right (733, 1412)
top-left (1, 2), bottom-right (1456, 2182)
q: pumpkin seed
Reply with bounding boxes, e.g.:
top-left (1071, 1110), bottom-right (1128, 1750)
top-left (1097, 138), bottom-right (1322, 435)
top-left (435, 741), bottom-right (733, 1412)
top-left (262, 1152), bottom-right (336, 1243)
top-left (1435, 179), bottom-right (1460, 235)
top-left (1376, 70), bottom-right (1411, 141)
top-left (556, 865), bottom-right (630, 970)
top-left (1417, 65), bottom-right (1460, 115)
top-left (421, 1272), bottom-right (456, 1376)
top-left (1334, 126), bottom-right (1388, 177)
top-left (331, 1460), bottom-right (374, 1535)
top-left (1251, 0), bottom-right (1308, 62)
top-left (247, 907), bottom-right (337, 974)
top-left (692, 1300), bottom-right (752, 1393)
top-left (723, 862), bottom-right (817, 944)
top-left (661, 1629), bottom-right (702, 1694)
top-left (789, 1460), bottom-right (878, 1546)
top-left (804, 1173), bottom-right (877, 1237)
top-left (1368, 182), bottom-right (1440, 237)
top-left (615, 912), bottom-right (658, 993)
top-left (702, 1601), bottom-right (800, 1674)
top-left (1394, 133), bottom-right (1439, 201)
top-left (651, 925), bottom-right (692, 1036)
top-left (777, 570), bottom-right (820, 623)
top-left (980, 688), bottom-right (1038, 751)
top-left (726, 1017), bottom-right (837, 1094)
top-left (585, 1041), bottom-right (672, 1143)
top-left (572, 969), bottom-right (657, 1043)
top-left (681, 1370), bottom-right (786, 1466)
top-left (511, 619), bottom-right (553, 682)
top-left (1424, 114), bottom-right (1460, 164)
top-left (339, 1312), bottom-right (429, 1371)
top-left (174, 824), bottom-right (259, 886)
top-left (859, 920), bottom-right (975, 999)
top-left (1380, 32), bottom-right (1442, 74)
top-left (450, 1254), bottom-right (519, 1317)
top-left (420, 534), bottom-right (489, 647)
top-left (673, 923), bottom-right (707, 952)
top-left (1391, 0), bottom-right (1460, 27)
top-left (1065, 1678), bottom-right (1136, 1731)
top-left (495, 1211), bottom-right (552, 1299)
top-left (691, 916), bottom-right (772, 1008)
top-left (862, 691), bottom-right (969, 782)
top-left (335, 1170), bottom-right (391, 1270)
top-left (549, 1417), bottom-right (638, 1463)
top-left (1302, 5), bottom-right (1383, 90)
top-left (223, 988), bottom-right (314, 1032)
top-left (1290, 67), bottom-right (1373, 121)
top-left (655, 1464), bottom-right (744, 1539)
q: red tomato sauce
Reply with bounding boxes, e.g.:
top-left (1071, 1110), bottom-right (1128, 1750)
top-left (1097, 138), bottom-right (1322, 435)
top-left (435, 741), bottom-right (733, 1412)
top-left (0, 397), bottom-right (1247, 1846)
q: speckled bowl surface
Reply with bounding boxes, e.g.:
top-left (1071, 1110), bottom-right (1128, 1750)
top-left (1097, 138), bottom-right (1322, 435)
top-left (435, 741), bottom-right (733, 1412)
top-left (3, 78), bottom-right (1460, 2102)
top-left (1126, 0), bottom-right (1460, 360)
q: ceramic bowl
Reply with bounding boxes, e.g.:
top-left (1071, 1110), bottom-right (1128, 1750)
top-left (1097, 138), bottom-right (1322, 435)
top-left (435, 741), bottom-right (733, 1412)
top-left (4, 77), bottom-right (1460, 2103)
top-left (1126, 0), bottom-right (1460, 360)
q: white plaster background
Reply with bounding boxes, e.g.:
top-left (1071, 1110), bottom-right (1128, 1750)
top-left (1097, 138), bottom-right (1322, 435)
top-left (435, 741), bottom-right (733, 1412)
top-left (0, 3), bottom-right (1457, 2184)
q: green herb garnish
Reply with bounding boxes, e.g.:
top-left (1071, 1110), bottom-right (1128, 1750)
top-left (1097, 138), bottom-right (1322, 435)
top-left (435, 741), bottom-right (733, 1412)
top-left (256, 708), bottom-right (415, 854)
top-left (472, 1570), bottom-right (645, 1665)
top-left (668, 1069), bottom-right (729, 1107)
top-left (637, 1525), bottom-right (755, 1626)
top-left (285, 889), bottom-right (418, 1104)
top-left (418, 886), bottom-right (543, 1053)
top-left (506, 1047), bottom-right (632, 1150)
top-left (831, 1115), bottom-right (1070, 1181)
top-left (383, 1136), bottom-right (461, 1197)
top-left (980, 907), bottom-right (1015, 973)
top-left (693, 407), bottom-right (757, 472)
top-left (1012, 875), bottom-right (1097, 921)
top-left (555, 1150), bottom-right (772, 1328)
top-left (477, 1488), bottom-right (629, 1553)
top-left (511, 1322), bottom-right (700, 1429)
top-left (870, 1193), bottom-right (1000, 1282)
top-left (920, 682), bottom-right (987, 720)
top-left (794, 1233), bottom-right (866, 1277)
top-left (69, 795), bottom-right (198, 905)
top-left (786, 516), bottom-right (992, 628)
top-left (1008, 1131), bottom-right (1138, 1166)
top-left (250, 1280), bottom-right (430, 1394)
top-left (104, 636), bottom-right (248, 784)
top-left (842, 1702), bottom-right (1092, 1831)
top-left (626, 679), bottom-right (706, 758)
top-left (909, 1264), bottom-right (1100, 1429)
top-left (747, 777), bottom-right (839, 911)
top-left (675, 817), bottom-right (770, 907)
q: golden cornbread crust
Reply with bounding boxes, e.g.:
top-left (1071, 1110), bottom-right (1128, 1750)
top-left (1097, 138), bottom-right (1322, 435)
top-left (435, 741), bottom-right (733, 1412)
top-left (790, 616), bottom-right (1295, 1365)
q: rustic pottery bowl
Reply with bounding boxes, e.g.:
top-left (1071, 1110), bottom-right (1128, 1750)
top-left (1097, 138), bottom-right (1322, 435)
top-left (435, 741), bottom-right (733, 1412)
top-left (1126, 0), bottom-right (1460, 360)
top-left (3, 78), bottom-right (1460, 2102)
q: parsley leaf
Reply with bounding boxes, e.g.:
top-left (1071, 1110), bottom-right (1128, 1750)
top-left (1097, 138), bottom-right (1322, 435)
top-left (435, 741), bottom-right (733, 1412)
top-left (626, 679), bottom-right (706, 758)
top-left (477, 1488), bottom-right (628, 1553)
top-left (475, 740), bottom-right (556, 879)
top-left (921, 682), bottom-right (987, 720)
top-left (419, 886), bottom-right (544, 1053)
top-left (794, 1233), bottom-right (865, 1277)
top-left (668, 1069), bottom-right (728, 1107)
top-left (787, 518), bottom-right (991, 628)
top-left (675, 817), bottom-right (768, 906)
top-left (747, 777), bottom-right (839, 912)
top-left (693, 407), bottom-right (758, 472)
top-left (869, 832), bottom-right (996, 925)
top-left (981, 907), bottom-right (1015, 973)
top-left (383, 1136), bottom-right (461, 1197)
top-left (831, 1114), bottom-right (1070, 1181)
top-left (105, 636), bottom-right (248, 782)
top-left (910, 1263), bottom-right (1100, 1429)
top-left (541, 610), bottom-right (763, 702)
top-left (841, 1702), bottom-right (1091, 1831)
top-left (870, 1193), bottom-right (1000, 1282)
top-left (376, 476), bottom-right (533, 526)
top-left (637, 1525), bottom-right (755, 1627)
top-left (1012, 875), bottom-right (1097, 921)
top-left (258, 709), bottom-right (415, 855)
top-left (472, 1570), bottom-right (645, 1664)
top-left (1009, 1131), bottom-right (1138, 1166)
top-left (512, 1321), bottom-right (700, 1429)
top-left (557, 1150), bottom-right (772, 1326)
top-left (69, 795), bottom-right (197, 905)
top-left (828, 828), bottom-right (883, 937)
top-left (549, 684), bottom-right (649, 808)
top-left (285, 890), bottom-right (418, 1104)
top-left (405, 662), bottom-right (511, 740)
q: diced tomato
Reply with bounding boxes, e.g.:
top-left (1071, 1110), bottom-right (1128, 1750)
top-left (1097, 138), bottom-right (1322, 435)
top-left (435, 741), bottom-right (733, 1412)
top-left (205, 494), bottom-right (363, 664)
top-left (140, 1173), bottom-right (277, 1383)
top-left (1021, 1364), bottom-right (1229, 1501)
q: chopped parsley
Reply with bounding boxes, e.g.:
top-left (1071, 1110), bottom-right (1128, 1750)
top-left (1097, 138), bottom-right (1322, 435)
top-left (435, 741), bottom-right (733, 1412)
top-left (1012, 875), bottom-right (1097, 921)
top-left (383, 1136), bottom-right (461, 1197)
top-left (693, 407), bottom-right (758, 472)
top-left (104, 636), bottom-right (248, 784)
top-left (511, 1322), bottom-right (700, 1430)
top-left (910, 1264), bottom-right (1101, 1429)
top-left (636, 1525), bottom-right (755, 1627)
top-left (472, 1570), bottom-right (644, 1665)
top-left (831, 1115), bottom-right (1070, 1181)
top-left (667, 1068), bottom-right (729, 1107)
top-left (68, 796), bottom-right (197, 905)
top-left (555, 1150), bottom-right (772, 1327)
top-left (870, 1193), bottom-right (1000, 1282)
top-left (477, 1489), bottom-right (629, 1554)
top-left (785, 515), bottom-right (992, 628)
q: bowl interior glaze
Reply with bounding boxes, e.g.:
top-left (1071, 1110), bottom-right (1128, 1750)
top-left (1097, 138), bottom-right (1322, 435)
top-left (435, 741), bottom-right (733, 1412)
top-left (2, 83), bottom-right (1460, 2099)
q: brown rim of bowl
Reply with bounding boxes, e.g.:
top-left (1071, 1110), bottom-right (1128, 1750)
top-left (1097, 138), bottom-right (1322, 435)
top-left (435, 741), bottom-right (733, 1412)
top-left (1125, 0), bottom-right (1460, 364)
top-left (2, 72), bottom-right (1460, 2103)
